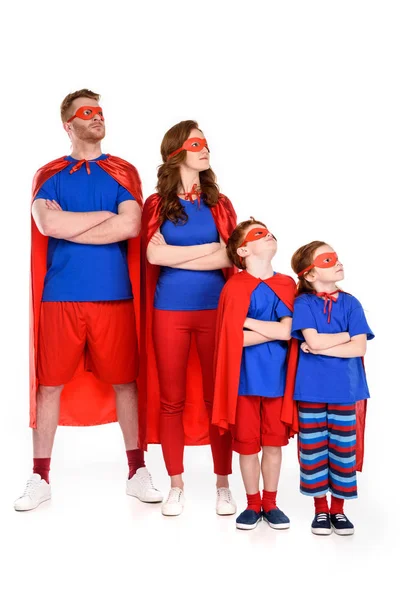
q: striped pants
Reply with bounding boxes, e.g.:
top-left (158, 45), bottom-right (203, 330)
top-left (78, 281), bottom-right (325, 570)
top-left (298, 402), bottom-right (357, 500)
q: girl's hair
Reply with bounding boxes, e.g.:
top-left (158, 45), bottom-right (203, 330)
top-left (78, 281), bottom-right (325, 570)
top-left (226, 217), bottom-right (267, 270)
top-left (291, 241), bottom-right (327, 294)
top-left (156, 120), bottom-right (220, 224)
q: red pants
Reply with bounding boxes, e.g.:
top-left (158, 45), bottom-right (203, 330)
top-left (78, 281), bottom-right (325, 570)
top-left (233, 395), bottom-right (289, 454)
top-left (153, 309), bottom-right (232, 476)
top-left (38, 301), bottom-right (138, 385)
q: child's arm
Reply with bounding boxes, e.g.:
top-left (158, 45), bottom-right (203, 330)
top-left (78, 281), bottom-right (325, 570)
top-left (301, 328), bottom-right (351, 350)
top-left (243, 331), bottom-right (272, 347)
top-left (244, 316), bottom-right (292, 341)
top-left (302, 334), bottom-right (367, 358)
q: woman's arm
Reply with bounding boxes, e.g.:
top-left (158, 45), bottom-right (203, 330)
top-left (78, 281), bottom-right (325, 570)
top-left (146, 230), bottom-right (220, 267)
top-left (244, 316), bottom-right (292, 341)
top-left (301, 328), bottom-right (351, 350)
top-left (302, 334), bottom-right (367, 358)
top-left (243, 331), bottom-right (272, 347)
top-left (173, 247), bottom-right (232, 270)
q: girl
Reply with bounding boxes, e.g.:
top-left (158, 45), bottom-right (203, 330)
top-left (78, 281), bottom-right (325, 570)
top-left (141, 120), bottom-right (237, 516)
top-left (213, 218), bottom-right (297, 530)
top-left (291, 241), bottom-right (374, 535)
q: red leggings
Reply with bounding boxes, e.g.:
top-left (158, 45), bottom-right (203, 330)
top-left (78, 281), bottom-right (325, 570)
top-left (153, 309), bottom-right (232, 476)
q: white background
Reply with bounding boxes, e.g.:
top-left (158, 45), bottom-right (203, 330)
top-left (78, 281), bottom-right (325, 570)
top-left (0, 1), bottom-right (397, 598)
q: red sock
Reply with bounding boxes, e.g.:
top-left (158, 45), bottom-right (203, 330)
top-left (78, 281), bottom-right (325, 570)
top-left (246, 492), bottom-right (262, 512)
top-left (330, 496), bottom-right (344, 514)
top-left (33, 458), bottom-right (51, 484)
top-left (126, 449), bottom-right (145, 479)
top-left (262, 490), bottom-right (277, 512)
top-left (314, 495), bottom-right (329, 514)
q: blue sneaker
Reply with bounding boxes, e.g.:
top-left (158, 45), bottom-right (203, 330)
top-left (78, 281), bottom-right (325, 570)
top-left (311, 512), bottom-right (332, 536)
top-left (330, 513), bottom-right (354, 536)
top-left (236, 508), bottom-right (263, 530)
top-left (263, 508), bottom-right (290, 529)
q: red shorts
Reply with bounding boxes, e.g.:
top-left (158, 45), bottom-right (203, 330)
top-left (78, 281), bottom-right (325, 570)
top-left (233, 395), bottom-right (289, 454)
top-left (38, 300), bottom-right (138, 386)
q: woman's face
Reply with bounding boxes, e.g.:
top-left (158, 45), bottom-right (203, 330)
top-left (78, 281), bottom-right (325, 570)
top-left (181, 128), bottom-right (210, 172)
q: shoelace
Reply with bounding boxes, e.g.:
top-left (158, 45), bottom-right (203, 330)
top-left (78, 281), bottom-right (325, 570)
top-left (333, 513), bottom-right (347, 522)
top-left (166, 488), bottom-right (182, 503)
top-left (316, 512), bottom-right (329, 522)
top-left (139, 470), bottom-right (157, 490)
top-left (22, 478), bottom-right (41, 499)
top-left (315, 291), bottom-right (339, 323)
top-left (217, 488), bottom-right (232, 503)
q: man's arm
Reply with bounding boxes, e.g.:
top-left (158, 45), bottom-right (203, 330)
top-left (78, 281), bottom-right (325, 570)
top-left (66, 200), bottom-right (141, 244)
top-left (33, 199), bottom-right (114, 239)
top-left (244, 316), bottom-right (293, 341)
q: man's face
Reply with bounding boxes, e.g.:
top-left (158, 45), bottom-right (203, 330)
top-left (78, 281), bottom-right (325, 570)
top-left (64, 97), bottom-right (106, 143)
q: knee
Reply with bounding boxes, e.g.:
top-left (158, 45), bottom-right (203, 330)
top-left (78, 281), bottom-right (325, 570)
top-left (262, 446), bottom-right (282, 458)
top-left (160, 398), bottom-right (185, 416)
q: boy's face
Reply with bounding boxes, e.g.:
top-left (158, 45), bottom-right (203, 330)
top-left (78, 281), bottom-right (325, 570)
top-left (237, 224), bottom-right (277, 263)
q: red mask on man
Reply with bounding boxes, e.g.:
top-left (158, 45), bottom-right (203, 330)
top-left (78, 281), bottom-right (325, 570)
top-left (67, 106), bottom-right (104, 123)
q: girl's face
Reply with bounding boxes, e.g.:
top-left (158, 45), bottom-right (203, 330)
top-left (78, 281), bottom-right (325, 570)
top-left (237, 224), bottom-right (277, 262)
top-left (181, 128), bottom-right (210, 173)
top-left (306, 244), bottom-right (344, 285)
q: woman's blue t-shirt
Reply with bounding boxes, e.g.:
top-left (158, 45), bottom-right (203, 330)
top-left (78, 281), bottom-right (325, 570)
top-left (238, 282), bottom-right (293, 398)
top-left (154, 198), bottom-right (225, 311)
top-left (291, 293), bottom-right (374, 404)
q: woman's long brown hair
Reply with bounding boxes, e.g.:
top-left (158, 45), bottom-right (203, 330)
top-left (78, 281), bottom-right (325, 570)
top-left (156, 120), bottom-right (220, 224)
top-left (291, 241), bottom-right (327, 294)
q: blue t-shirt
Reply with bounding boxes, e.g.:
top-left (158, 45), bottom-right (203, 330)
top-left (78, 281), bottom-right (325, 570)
top-left (35, 155), bottom-right (134, 301)
top-left (154, 198), bottom-right (225, 310)
top-left (291, 293), bottom-right (374, 404)
top-left (238, 282), bottom-right (293, 397)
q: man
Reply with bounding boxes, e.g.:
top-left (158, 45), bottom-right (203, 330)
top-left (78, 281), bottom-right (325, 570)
top-left (15, 89), bottom-right (162, 511)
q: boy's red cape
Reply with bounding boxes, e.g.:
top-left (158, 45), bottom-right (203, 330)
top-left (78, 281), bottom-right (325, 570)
top-left (212, 270), bottom-right (299, 437)
top-left (139, 193), bottom-right (237, 447)
top-left (30, 155), bottom-right (146, 445)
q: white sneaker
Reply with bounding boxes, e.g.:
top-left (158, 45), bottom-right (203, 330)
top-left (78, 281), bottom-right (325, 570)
top-left (14, 474), bottom-right (51, 511)
top-left (161, 487), bottom-right (185, 516)
top-left (216, 487), bottom-right (237, 515)
top-left (126, 467), bottom-right (163, 503)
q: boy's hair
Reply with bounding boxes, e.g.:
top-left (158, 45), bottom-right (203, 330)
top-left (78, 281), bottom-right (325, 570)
top-left (291, 240), bottom-right (327, 294)
top-left (226, 217), bottom-right (267, 270)
top-left (60, 89), bottom-right (100, 123)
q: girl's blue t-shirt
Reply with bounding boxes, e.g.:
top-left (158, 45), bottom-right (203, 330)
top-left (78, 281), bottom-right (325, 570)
top-left (154, 198), bottom-right (225, 311)
top-left (291, 293), bottom-right (374, 404)
top-left (35, 155), bottom-right (134, 302)
top-left (239, 282), bottom-right (293, 398)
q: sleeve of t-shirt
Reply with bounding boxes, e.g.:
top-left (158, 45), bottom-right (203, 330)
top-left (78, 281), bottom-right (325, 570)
top-left (276, 299), bottom-right (293, 320)
top-left (291, 298), bottom-right (318, 341)
top-left (348, 297), bottom-right (375, 340)
top-left (117, 184), bottom-right (136, 206)
top-left (34, 177), bottom-right (57, 202)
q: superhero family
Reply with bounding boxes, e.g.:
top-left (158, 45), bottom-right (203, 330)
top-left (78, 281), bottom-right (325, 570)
top-left (14, 89), bottom-right (374, 537)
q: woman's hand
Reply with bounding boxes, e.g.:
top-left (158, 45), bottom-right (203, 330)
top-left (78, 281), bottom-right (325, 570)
top-left (150, 231), bottom-right (167, 245)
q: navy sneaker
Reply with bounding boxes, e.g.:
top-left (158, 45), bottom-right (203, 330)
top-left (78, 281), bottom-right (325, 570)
top-left (236, 508), bottom-right (263, 530)
top-left (330, 513), bottom-right (355, 536)
top-left (263, 508), bottom-right (290, 530)
top-left (311, 512), bottom-right (332, 536)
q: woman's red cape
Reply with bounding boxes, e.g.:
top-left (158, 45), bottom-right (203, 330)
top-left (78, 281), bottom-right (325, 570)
top-left (30, 155), bottom-right (146, 444)
top-left (139, 193), bottom-right (237, 447)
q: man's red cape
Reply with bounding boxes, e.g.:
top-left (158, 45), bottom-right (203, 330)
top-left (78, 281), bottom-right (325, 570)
top-left (139, 193), bottom-right (237, 447)
top-left (212, 270), bottom-right (299, 437)
top-left (30, 155), bottom-right (146, 444)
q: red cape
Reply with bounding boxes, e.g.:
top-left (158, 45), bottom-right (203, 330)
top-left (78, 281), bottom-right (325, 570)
top-left (212, 270), bottom-right (299, 437)
top-left (139, 193), bottom-right (237, 447)
top-left (30, 155), bottom-right (145, 443)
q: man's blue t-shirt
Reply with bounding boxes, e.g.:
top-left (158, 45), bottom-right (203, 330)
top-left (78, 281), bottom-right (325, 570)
top-left (291, 293), bottom-right (374, 404)
top-left (35, 155), bottom-right (134, 301)
top-left (238, 282), bottom-right (293, 398)
top-left (154, 198), bottom-right (225, 311)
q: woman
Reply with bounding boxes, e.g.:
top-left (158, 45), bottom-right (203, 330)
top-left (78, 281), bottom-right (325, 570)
top-left (140, 120), bottom-right (237, 516)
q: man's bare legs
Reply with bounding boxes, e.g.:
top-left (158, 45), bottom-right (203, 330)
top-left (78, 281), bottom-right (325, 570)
top-left (33, 384), bottom-right (63, 458)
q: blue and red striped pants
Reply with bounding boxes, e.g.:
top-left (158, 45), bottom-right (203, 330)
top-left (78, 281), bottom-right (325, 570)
top-left (298, 402), bottom-right (357, 500)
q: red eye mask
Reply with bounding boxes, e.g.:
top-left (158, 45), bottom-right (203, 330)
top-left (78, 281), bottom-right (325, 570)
top-left (239, 227), bottom-right (273, 247)
top-left (297, 252), bottom-right (339, 277)
top-left (168, 137), bottom-right (209, 159)
top-left (67, 106), bottom-right (104, 123)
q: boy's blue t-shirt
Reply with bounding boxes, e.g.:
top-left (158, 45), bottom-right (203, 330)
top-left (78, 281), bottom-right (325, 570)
top-left (291, 293), bottom-right (374, 404)
top-left (154, 198), bottom-right (225, 311)
top-left (239, 282), bottom-right (292, 398)
top-left (35, 155), bottom-right (134, 301)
